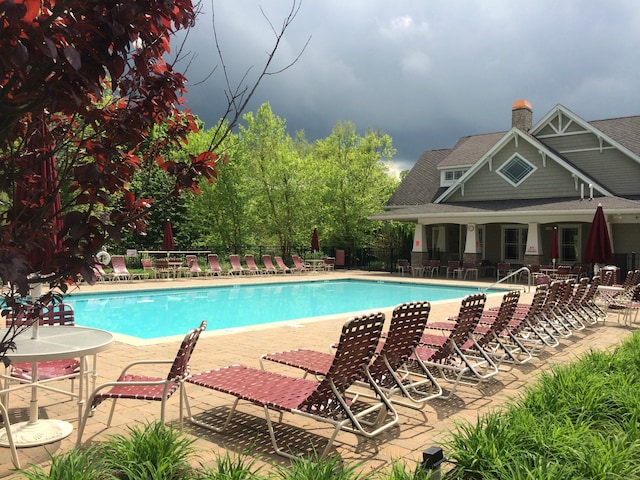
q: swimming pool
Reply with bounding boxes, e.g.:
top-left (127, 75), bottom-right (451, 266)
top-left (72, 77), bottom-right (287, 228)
top-left (67, 279), bottom-right (496, 339)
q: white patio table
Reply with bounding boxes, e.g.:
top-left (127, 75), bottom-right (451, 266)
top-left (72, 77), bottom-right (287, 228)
top-left (0, 325), bottom-right (113, 447)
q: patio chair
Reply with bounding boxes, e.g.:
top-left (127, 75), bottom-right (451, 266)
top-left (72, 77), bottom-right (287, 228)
top-left (244, 254), bottom-right (262, 275)
top-left (322, 256), bottom-right (335, 271)
top-left (141, 258), bottom-right (156, 279)
top-left (185, 255), bottom-right (207, 277)
top-left (227, 254), bottom-right (247, 275)
top-left (397, 259), bottom-right (411, 276)
top-left (260, 301), bottom-right (442, 411)
top-left (184, 313), bottom-right (398, 460)
top-left (76, 321), bottom-right (206, 445)
top-left (411, 293), bottom-right (490, 398)
top-left (422, 259), bottom-right (440, 277)
top-left (292, 255), bottom-right (310, 273)
top-left (206, 254), bottom-right (225, 276)
top-left (445, 260), bottom-right (461, 278)
top-left (274, 256), bottom-right (294, 274)
top-left (6, 303), bottom-right (81, 402)
top-left (262, 254), bottom-right (278, 274)
top-left (496, 262), bottom-right (513, 281)
top-left (608, 283), bottom-right (640, 326)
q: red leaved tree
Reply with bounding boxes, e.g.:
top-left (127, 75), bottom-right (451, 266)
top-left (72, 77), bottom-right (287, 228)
top-left (0, 0), bottom-right (304, 358)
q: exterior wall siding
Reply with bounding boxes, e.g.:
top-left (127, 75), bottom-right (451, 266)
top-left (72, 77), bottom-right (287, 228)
top-left (447, 139), bottom-right (577, 202)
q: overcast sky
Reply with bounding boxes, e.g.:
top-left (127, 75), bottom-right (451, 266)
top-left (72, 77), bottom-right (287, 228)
top-left (174, 0), bottom-right (640, 172)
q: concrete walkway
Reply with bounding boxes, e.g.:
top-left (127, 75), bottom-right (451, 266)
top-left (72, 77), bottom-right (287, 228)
top-left (1, 271), bottom-right (635, 477)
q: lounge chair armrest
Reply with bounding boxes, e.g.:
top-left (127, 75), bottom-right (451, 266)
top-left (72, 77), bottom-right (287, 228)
top-left (118, 359), bottom-right (174, 375)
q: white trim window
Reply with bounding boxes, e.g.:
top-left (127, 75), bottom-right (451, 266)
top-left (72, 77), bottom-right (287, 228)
top-left (441, 169), bottom-right (466, 187)
top-left (560, 225), bottom-right (581, 263)
top-left (497, 154), bottom-right (536, 187)
top-left (502, 225), bottom-right (527, 262)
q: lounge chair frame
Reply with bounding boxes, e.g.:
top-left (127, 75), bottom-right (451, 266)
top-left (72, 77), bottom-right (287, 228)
top-left (184, 313), bottom-right (398, 459)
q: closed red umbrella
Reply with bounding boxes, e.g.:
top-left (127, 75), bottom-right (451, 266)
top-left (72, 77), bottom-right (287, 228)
top-left (162, 219), bottom-right (175, 251)
top-left (583, 204), bottom-right (613, 265)
top-left (311, 227), bottom-right (320, 252)
top-left (550, 226), bottom-right (559, 266)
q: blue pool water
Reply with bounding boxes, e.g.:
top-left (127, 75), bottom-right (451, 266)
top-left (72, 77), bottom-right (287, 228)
top-left (66, 279), bottom-right (493, 339)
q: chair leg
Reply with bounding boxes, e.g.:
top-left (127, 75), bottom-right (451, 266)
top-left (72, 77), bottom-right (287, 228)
top-left (0, 402), bottom-right (20, 469)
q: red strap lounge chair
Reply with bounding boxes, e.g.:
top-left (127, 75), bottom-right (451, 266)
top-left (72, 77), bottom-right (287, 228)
top-left (76, 321), bottom-right (206, 445)
top-left (206, 254), bottom-right (225, 276)
top-left (227, 254), bottom-right (247, 275)
top-left (184, 313), bottom-right (398, 459)
top-left (244, 254), bottom-right (262, 275)
top-left (260, 301), bottom-right (442, 410)
top-left (412, 293), bottom-right (489, 398)
top-left (7, 304), bottom-right (81, 400)
top-left (274, 256), bottom-right (293, 274)
top-left (185, 255), bottom-right (207, 277)
top-left (262, 254), bottom-right (278, 274)
top-left (291, 255), bottom-right (310, 273)
top-left (111, 255), bottom-right (147, 280)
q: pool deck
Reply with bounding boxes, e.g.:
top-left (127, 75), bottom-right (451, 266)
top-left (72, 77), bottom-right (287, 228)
top-left (1, 270), bottom-right (635, 477)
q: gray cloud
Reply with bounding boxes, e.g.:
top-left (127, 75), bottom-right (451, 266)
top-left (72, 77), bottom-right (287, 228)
top-left (174, 0), bottom-right (640, 172)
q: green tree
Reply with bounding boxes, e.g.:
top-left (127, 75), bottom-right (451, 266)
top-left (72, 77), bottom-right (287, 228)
top-left (239, 103), bottom-right (306, 255)
top-left (308, 122), bottom-right (398, 250)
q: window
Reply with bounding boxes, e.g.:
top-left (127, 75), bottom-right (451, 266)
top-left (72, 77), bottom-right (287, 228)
top-left (502, 226), bottom-right (527, 262)
top-left (497, 155), bottom-right (536, 187)
top-left (441, 169), bottom-right (467, 186)
top-left (560, 226), bottom-right (580, 262)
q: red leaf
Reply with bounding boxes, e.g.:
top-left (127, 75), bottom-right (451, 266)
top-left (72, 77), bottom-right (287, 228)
top-left (63, 45), bottom-right (81, 71)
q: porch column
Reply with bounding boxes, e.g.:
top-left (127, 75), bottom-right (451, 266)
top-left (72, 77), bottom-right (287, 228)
top-left (463, 224), bottom-right (482, 264)
top-left (524, 222), bottom-right (542, 265)
top-left (411, 224), bottom-right (429, 266)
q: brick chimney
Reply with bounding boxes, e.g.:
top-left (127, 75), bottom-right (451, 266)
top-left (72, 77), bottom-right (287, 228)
top-left (512, 99), bottom-right (532, 131)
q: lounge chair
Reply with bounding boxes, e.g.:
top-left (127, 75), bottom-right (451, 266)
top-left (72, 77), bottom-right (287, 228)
top-left (260, 301), bottom-right (442, 410)
top-left (111, 255), bottom-right (147, 281)
top-left (184, 312), bottom-right (398, 459)
top-left (274, 256), bottom-right (294, 274)
top-left (76, 321), bottom-right (206, 445)
top-left (6, 304), bottom-right (81, 402)
top-left (206, 254), bottom-right (225, 276)
top-left (412, 293), bottom-right (491, 398)
top-left (92, 261), bottom-right (113, 281)
top-left (228, 254), bottom-right (247, 275)
top-left (244, 254), bottom-right (262, 275)
top-left (185, 255), bottom-right (207, 277)
top-left (262, 254), bottom-right (278, 274)
top-left (292, 255), bottom-right (310, 273)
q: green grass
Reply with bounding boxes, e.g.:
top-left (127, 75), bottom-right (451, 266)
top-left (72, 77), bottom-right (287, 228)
top-left (444, 331), bottom-right (640, 479)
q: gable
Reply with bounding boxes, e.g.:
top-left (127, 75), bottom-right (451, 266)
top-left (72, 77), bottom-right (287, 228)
top-left (533, 107), bottom-right (640, 196)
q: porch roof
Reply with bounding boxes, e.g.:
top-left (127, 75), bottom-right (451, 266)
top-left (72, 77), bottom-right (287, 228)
top-left (370, 195), bottom-right (640, 224)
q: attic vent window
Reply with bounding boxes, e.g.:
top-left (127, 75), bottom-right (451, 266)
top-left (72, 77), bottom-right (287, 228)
top-left (497, 155), bottom-right (536, 187)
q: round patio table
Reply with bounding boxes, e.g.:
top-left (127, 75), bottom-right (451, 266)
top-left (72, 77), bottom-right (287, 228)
top-left (0, 325), bottom-right (113, 447)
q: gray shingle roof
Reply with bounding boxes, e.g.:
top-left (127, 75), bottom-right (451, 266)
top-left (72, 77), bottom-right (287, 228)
top-left (589, 115), bottom-right (640, 157)
top-left (386, 148), bottom-right (451, 206)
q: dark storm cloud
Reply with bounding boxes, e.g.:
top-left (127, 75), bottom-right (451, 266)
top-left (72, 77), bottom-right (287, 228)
top-left (173, 0), bottom-right (640, 172)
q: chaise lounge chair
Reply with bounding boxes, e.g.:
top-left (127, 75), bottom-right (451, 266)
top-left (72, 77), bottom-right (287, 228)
top-left (227, 254), bottom-right (247, 275)
top-left (411, 293), bottom-right (491, 398)
top-left (76, 321), bottom-right (206, 445)
top-left (262, 255), bottom-right (278, 274)
top-left (206, 254), bottom-right (225, 277)
top-left (244, 254), bottom-right (262, 275)
top-left (184, 312), bottom-right (398, 459)
top-left (292, 255), bottom-right (310, 273)
top-left (111, 255), bottom-right (148, 281)
top-left (260, 301), bottom-right (442, 410)
top-left (274, 256), bottom-right (293, 274)
top-left (185, 255), bottom-right (207, 277)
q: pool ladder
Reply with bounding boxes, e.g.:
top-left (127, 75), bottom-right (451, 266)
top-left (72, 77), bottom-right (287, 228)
top-left (482, 266), bottom-right (532, 293)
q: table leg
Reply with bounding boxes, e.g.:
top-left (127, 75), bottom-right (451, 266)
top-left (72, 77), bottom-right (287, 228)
top-left (0, 361), bottom-right (73, 448)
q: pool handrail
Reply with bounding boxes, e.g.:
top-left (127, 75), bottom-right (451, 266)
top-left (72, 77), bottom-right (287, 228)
top-left (483, 266), bottom-right (531, 293)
